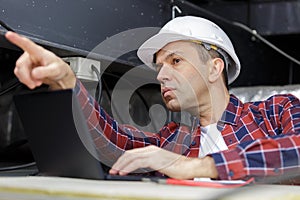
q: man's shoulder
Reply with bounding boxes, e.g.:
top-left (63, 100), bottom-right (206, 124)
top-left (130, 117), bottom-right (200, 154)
top-left (244, 93), bottom-right (300, 107)
top-left (262, 93), bottom-right (298, 102)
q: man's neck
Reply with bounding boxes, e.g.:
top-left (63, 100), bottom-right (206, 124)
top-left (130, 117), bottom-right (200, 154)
top-left (198, 83), bottom-right (230, 126)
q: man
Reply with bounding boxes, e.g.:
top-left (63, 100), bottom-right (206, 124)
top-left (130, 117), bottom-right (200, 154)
top-left (5, 16), bottom-right (300, 181)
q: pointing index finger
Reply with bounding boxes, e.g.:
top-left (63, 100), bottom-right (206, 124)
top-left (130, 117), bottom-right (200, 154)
top-left (5, 31), bottom-right (43, 59)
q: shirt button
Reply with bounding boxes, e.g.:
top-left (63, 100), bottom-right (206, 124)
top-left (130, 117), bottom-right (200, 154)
top-left (191, 141), bottom-right (196, 146)
top-left (228, 139), bottom-right (233, 144)
top-left (229, 170), bottom-right (234, 177)
top-left (273, 168), bottom-right (280, 173)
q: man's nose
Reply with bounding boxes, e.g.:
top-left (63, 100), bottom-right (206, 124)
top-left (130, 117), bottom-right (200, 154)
top-left (156, 65), bottom-right (172, 83)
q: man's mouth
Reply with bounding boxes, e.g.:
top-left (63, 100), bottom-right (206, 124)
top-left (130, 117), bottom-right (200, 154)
top-left (162, 87), bottom-right (174, 98)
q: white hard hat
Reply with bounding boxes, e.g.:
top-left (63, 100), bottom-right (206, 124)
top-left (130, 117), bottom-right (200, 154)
top-left (137, 16), bottom-right (241, 84)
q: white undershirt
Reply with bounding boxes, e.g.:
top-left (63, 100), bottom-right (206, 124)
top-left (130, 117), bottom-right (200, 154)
top-left (198, 123), bottom-right (228, 158)
top-left (194, 123), bottom-right (228, 182)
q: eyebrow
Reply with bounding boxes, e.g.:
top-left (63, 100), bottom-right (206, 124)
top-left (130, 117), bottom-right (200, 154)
top-left (155, 51), bottom-right (183, 64)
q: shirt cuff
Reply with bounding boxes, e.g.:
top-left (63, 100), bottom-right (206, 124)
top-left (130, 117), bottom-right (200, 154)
top-left (73, 78), bottom-right (93, 104)
top-left (211, 148), bottom-right (246, 180)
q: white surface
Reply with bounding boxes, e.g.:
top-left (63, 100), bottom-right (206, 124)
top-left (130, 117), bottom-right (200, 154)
top-left (0, 176), bottom-right (231, 200)
top-left (223, 184), bottom-right (300, 200)
top-left (0, 176), bottom-right (299, 200)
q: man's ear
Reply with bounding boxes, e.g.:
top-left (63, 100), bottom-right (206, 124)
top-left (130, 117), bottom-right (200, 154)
top-left (208, 58), bottom-right (224, 83)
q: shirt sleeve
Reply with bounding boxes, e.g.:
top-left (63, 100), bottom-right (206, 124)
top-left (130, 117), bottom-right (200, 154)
top-left (73, 79), bottom-right (161, 166)
top-left (211, 94), bottom-right (300, 180)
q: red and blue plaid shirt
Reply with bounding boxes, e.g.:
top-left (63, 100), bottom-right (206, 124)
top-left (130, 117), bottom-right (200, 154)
top-left (74, 80), bottom-right (300, 180)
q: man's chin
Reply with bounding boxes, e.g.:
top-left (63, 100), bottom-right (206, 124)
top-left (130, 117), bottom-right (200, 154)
top-left (165, 100), bottom-right (181, 112)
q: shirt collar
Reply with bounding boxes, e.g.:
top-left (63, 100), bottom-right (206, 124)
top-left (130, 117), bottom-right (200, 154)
top-left (189, 94), bottom-right (243, 131)
top-left (218, 94), bottom-right (243, 126)
top-left (190, 116), bottom-right (200, 133)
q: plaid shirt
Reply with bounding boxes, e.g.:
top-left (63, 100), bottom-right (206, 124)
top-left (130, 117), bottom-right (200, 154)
top-left (74, 80), bottom-right (300, 180)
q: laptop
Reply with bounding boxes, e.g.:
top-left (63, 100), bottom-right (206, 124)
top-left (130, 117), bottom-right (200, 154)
top-left (13, 89), bottom-right (147, 181)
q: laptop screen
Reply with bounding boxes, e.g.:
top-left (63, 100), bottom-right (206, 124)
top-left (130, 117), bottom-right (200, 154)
top-left (13, 89), bottom-right (105, 180)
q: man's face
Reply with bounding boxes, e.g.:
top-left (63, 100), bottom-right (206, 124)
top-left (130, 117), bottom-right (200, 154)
top-left (155, 41), bottom-right (210, 113)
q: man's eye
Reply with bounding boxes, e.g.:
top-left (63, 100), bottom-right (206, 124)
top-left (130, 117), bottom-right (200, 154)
top-left (173, 58), bottom-right (181, 64)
